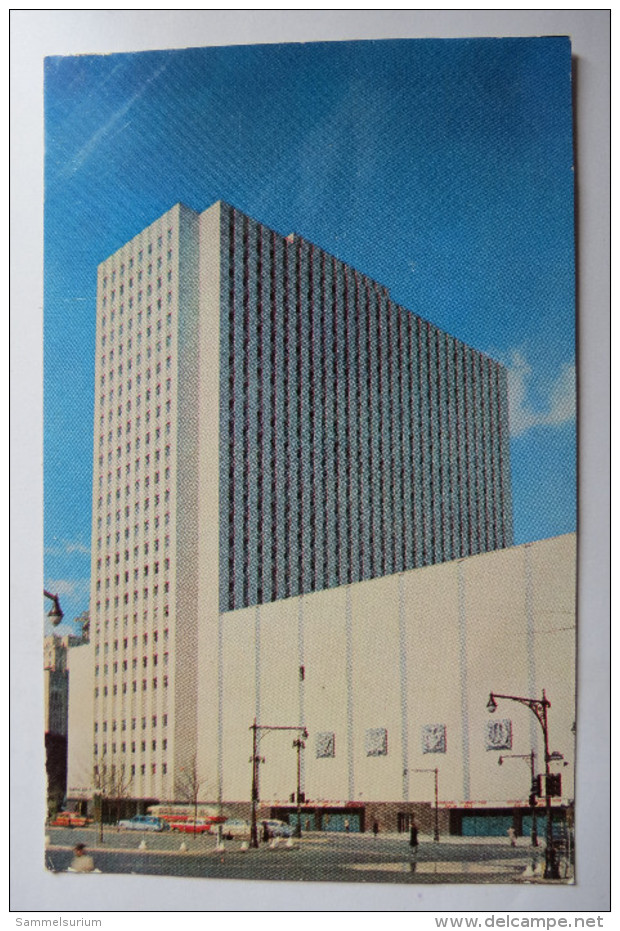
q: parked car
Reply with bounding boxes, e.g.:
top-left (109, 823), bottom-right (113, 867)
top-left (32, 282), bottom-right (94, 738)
top-left (50, 811), bottom-right (92, 828)
top-left (261, 819), bottom-right (293, 838)
top-left (222, 818), bottom-right (251, 839)
top-left (161, 814), bottom-right (190, 826)
top-left (117, 815), bottom-right (169, 832)
top-left (171, 819), bottom-right (213, 834)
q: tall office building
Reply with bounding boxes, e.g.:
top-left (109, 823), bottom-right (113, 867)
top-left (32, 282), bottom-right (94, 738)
top-left (89, 201), bottom-right (512, 804)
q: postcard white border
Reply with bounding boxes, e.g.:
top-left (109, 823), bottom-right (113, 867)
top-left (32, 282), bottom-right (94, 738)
top-left (10, 8), bottom-right (610, 914)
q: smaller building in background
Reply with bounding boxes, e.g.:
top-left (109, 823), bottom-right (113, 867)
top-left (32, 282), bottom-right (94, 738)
top-left (45, 613), bottom-right (90, 814)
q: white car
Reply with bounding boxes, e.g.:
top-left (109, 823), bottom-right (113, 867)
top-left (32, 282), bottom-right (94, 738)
top-left (222, 818), bottom-right (251, 839)
top-left (262, 819), bottom-right (293, 838)
top-left (117, 815), bottom-right (169, 832)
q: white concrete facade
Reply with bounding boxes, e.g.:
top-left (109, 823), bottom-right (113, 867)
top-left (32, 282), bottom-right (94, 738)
top-left (67, 641), bottom-right (95, 799)
top-left (90, 204), bottom-right (207, 801)
top-left (69, 531), bottom-right (575, 825)
top-left (209, 533), bottom-right (575, 820)
top-left (72, 200), bottom-right (574, 829)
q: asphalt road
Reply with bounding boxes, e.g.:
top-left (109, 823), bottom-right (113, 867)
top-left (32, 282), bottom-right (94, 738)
top-left (46, 828), bottom-right (569, 885)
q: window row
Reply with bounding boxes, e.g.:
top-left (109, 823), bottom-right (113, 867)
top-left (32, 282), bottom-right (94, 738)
top-left (101, 233), bottom-right (174, 282)
top-left (98, 428), bottom-right (171, 451)
top-left (99, 400), bottom-right (172, 430)
top-left (96, 557), bottom-right (171, 575)
top-left (94, 739), bottom-right (168, 754)
top-left (99, 357), bottom-right (173, 387)
top-left (100, 322), bottom-right (172, 352)
top-left (97, 542), bottom-right (170, 569)
top-left (95, 762), bottom-right (168, 777)
top-left (95, 713), bottom-right (168, 732)
top-left (96, 493), bottom-right (171, 519)
top-left (94, 653), bottom-right (169, 675)
top-left (96, 524), bottom-right (171, 550)
top-left (97, 450), bottom-right (171, 487)
top-left (100, 345), bottom-right (173, 366)
top-left (94, 676), bottom-right (169, 698)
top-left (95, 592), bottom-right (171, 611)
top-left (102, 479), bottom-right (154, 500)
top-left (98, 377), bottom-right (173, 409)
top-left (101, 264), bottom-right (174, 298)
top-left (100, 294), bottom-right (175, 329)
top-left (95, 629), bottom-right (169, 654)
top-left (96, 511), bottom-right (171, 537)
top-left (101, 310), bottom-right (174, 338)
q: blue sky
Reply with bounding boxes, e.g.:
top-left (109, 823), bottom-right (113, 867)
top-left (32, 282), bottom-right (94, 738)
top-left (44, 37), bottom-right (576, 628)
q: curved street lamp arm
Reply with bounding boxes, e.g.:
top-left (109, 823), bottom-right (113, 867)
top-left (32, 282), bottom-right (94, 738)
top-left (44, 590), bottom-right (64, 625)
top-left (488, 691), bottom-right (550, 746)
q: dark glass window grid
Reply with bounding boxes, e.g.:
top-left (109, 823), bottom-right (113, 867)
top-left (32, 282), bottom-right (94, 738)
top-left (220, 206), bottom-right (512, 612)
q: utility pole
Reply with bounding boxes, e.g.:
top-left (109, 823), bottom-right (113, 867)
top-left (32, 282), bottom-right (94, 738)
top-left (498, 750), bottom-right (539, 847)
top-left (488, 690), bottom-right (560, 879)
top-left (292, 735), bottom-right (307, 838)
top-left (249, 719), bottom-right (261, 849)
top-left (249, 721), bottom-right (308, 848)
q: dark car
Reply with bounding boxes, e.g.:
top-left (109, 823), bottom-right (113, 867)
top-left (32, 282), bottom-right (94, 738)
top-left (262, 819), bottom-right (293, 838)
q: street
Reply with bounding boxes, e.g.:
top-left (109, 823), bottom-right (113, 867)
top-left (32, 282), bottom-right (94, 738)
top-left (45, 828), bottom-right (571, 885)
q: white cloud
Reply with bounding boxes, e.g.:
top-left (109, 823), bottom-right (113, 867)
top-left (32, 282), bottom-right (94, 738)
top-left (45, 538), bottom-right (90, 557)
top-left (507, 349), bottom-right (576, 437)
top-left (44, 618), bottom-right (82, 638)
top-left (45, 578), bottom-right (91, 600)
top-left (65, 540), bottom-right (90, 555)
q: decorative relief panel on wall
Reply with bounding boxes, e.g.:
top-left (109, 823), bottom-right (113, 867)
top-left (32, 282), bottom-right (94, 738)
top-left (365, 727), bottom-right (388, 757)
top-left (316, 732), bottom-right (335, 759)
top-left (485, 718), bottom-right (513, 751)
top-left (422, 723), bottom-right (447, 754)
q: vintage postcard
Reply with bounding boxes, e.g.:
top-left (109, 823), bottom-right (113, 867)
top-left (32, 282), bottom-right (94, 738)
top-left (42, 33), bottom-right (578, 891)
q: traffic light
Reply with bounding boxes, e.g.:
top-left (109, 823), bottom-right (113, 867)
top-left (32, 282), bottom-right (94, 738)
top-left (530, 773), bottom-right (562, 799)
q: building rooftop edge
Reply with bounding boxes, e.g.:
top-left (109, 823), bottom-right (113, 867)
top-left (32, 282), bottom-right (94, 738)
top-left (220, 532), bottom-right (576, 616)
top-left (98, 199), bottom-right (510, 369)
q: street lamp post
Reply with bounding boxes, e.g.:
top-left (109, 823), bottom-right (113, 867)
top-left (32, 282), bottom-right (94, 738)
top-left (487, 690), bottom-right (559, 879)
top-left (498, 751), bottom-right (538, 846)
top-left (249, 720), bottom-right (264, 849)
top-left (410, 767), bottom-right (440, 842)
top-left (249, 721), bottom-right (308, 848)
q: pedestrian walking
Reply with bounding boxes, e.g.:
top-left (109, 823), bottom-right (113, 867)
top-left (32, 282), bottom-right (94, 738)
top-left (507, 827), bottom-right (517, 847)
top-left (344, 818), bottom-right (350, 833)
top-left (70, 843), bottom-right (95, 873)
top-left (372, 820), bottom-right (379, 838)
